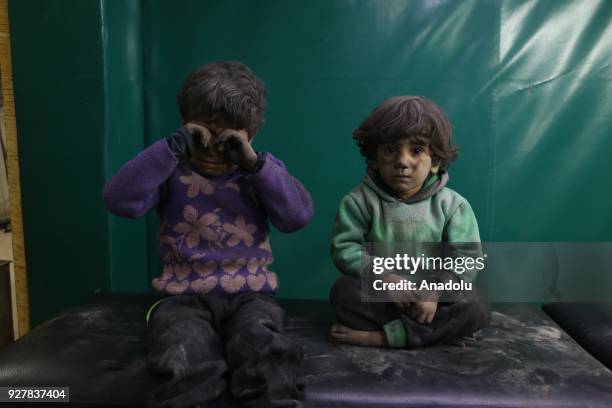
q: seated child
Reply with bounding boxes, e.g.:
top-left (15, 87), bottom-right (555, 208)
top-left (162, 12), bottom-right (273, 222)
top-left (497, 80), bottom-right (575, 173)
top-left (104, 61), bottom-right (313, 408)
top-left (329, 96), bottom-right (490, 349)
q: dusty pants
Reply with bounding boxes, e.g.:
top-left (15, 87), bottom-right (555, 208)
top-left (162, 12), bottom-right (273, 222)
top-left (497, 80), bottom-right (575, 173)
top-left (330, 275), bottom-right (491, 348)
top-left (146, 292), bottom-right (303, 408)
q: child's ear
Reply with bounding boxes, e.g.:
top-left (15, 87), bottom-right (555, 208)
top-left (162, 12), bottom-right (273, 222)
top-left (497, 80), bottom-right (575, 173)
top-left (431, 163), bottom-right (440, 174)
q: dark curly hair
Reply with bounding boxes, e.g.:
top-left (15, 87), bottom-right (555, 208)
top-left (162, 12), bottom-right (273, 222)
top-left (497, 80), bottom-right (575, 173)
top-left (177, 61), bottom-right (267, 136)
top-left (353, 96), bottom-right (459, 170)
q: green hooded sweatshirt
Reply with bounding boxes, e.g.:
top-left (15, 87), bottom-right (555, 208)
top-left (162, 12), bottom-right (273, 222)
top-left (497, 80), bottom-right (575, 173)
top-left (331, 170), bottom-right (481, 283)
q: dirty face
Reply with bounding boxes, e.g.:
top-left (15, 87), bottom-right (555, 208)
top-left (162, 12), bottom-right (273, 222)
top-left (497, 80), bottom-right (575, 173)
top-left (372, 138), bottom-right (439, 200)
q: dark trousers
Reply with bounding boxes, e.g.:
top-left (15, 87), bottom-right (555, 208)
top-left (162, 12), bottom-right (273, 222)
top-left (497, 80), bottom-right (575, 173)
top-left (146, 292), bottom-right (303, 408)
top-left (330, 275), bottom-right (491, 348)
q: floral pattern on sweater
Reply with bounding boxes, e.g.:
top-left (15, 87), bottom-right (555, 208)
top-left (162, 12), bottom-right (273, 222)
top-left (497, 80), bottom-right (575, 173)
top-left (103, 137), bottom-right (313, 296)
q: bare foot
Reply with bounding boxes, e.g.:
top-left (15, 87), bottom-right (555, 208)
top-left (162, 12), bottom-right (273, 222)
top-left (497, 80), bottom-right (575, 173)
top-left (330, 324), bottom-right (386, 347)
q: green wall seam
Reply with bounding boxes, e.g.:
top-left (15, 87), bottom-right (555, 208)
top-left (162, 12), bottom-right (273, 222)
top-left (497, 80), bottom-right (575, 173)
top-left (101, 0), bottom-right (150, 293)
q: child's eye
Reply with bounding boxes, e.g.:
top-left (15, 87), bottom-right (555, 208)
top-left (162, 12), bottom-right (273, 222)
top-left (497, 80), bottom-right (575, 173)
top-left (412, 146), bottom-right (425, 155)
top-left (385, 146), bottom-right (396, 154)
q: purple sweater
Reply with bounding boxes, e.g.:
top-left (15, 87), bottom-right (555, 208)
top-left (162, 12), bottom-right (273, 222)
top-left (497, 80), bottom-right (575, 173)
top-left (103, 138), bottom-right (314, 296)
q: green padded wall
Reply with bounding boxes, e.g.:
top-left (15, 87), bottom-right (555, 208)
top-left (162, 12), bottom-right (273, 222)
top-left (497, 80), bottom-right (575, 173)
top-left (9, 0), bottom-right (612, 324)
top-left (102, 0), bottom-right (150, 293)
top-left (8, 0), bottom-right (111, 326)
top-left (141, 0), bottom-right (500, 300)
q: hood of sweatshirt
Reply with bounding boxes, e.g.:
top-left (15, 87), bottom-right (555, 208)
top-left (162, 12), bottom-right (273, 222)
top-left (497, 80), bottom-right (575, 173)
top-left (364, 168), bottom-right (449, 204)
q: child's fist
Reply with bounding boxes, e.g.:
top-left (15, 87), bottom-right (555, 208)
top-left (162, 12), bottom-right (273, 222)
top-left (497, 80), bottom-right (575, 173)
top-left (214, 129), bottom-right (258, 171)
top-left (166, 123), bottom-right (212, 159)
top-left (184, 123), bottom-right (213, 150)
top-left (411, 300), bottom-right (438, 324)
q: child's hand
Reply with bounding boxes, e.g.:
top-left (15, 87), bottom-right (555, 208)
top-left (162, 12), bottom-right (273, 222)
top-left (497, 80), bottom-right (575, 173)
top-left (184, 123), bottom-right (213, 150)
top-left (167, 123), bottom-right (212, 159)
top-left (214, 129), bottom-right (258, 172)
top-left (410, 300), bottom-right (438, 324)
top-left (382, 273), bottom-right (418, 310)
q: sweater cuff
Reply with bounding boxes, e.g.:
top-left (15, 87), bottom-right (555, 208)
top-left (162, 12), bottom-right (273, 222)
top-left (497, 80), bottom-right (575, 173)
top-left (165, 127), bottom-right (192, 159)
top-left (383, 319), bottom-right (407, 348)
top-left (244, 151), bottom-right (267, 175)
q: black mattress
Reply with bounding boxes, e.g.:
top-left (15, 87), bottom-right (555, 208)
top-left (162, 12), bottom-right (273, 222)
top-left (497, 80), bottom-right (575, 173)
top-left (543, 302), bottom-right (612, 372)
top-left (1, 294), bottom-right (612, 407)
